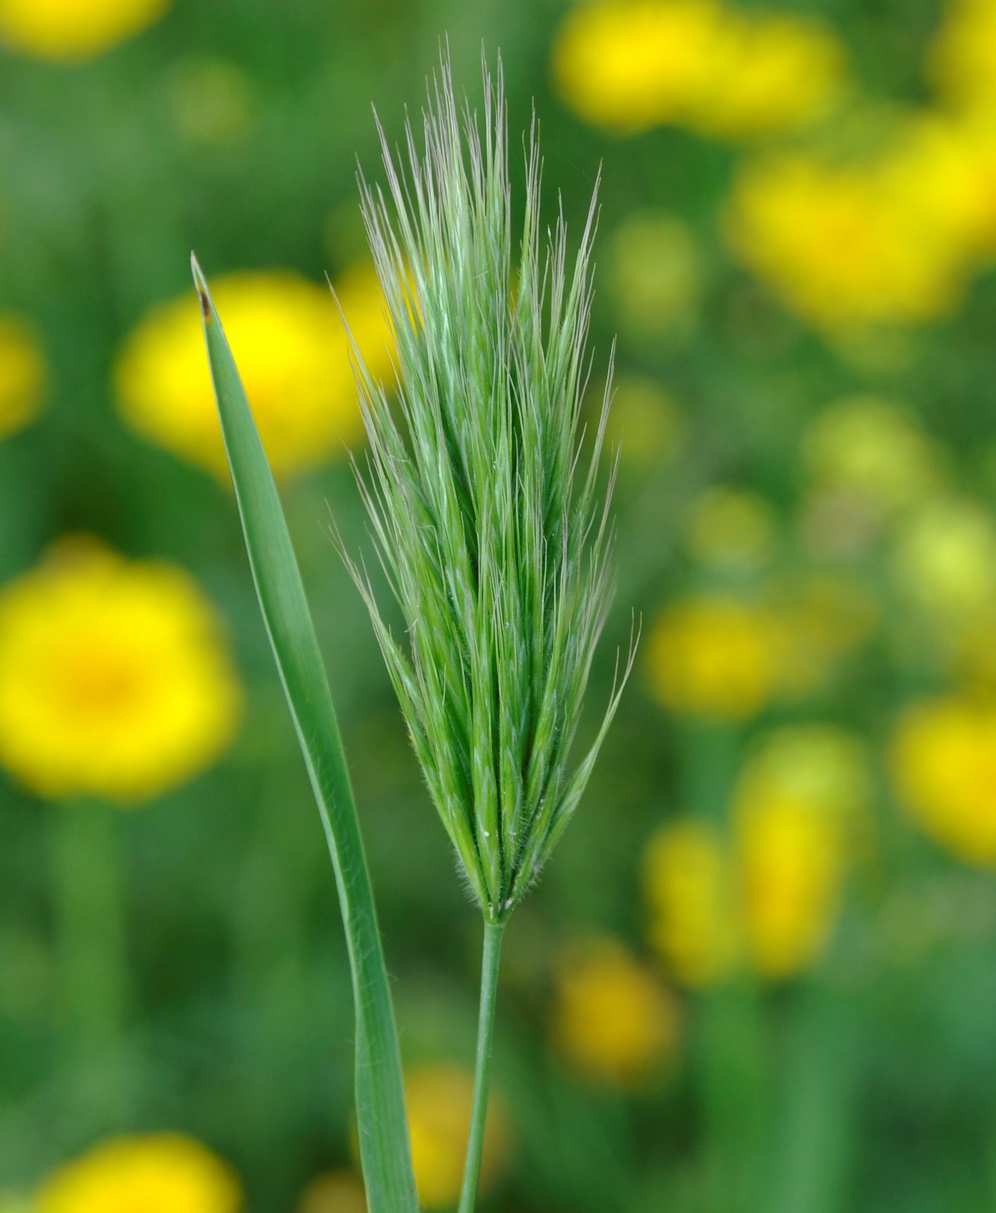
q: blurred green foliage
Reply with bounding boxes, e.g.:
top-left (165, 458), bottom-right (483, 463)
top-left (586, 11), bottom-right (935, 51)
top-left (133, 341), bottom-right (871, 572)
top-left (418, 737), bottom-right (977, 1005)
top-left (1, 0), bottom-right (995, 1210)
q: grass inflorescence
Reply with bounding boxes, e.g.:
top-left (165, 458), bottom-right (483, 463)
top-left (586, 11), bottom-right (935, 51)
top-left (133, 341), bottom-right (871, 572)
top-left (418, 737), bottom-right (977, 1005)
top-left (341, 54), bottom-right (634, 923)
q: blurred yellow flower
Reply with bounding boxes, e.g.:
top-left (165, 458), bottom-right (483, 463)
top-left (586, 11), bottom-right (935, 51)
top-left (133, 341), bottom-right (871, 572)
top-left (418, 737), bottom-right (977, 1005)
top-left (929, 0), bottom-right (996, 115)
top-left (734, 725), bottom-right (870, 976)
top-left (647, 595), bottom-right (784, 720)
top-left (690, 11), bottom-right (848, 139)
top-left (727, 105), bottom-right (996, 337)
top-left (884, 114), bottom-right (996, 262)
top-left (890, 696), bottom-right (996, 865)
top-left (736, 791), bottom-right (847, 977)
top-left (297, 1171), bottom-right (366, 1213)
top-left (0, 539), bottom-right (241, 802)
top-left (404, 1065), bottom-right (510, 1209)
top-left (604, 376), bottom-right (684, 468)
top-left (0, 315), bottom-right (45, 440)
top-left (802, 396), bottom-right (944, 517)
top-left (36, 1134), bottom-right (241, 1213)
top-left (736, 725), bottom-right (873, 824)
top-left (644, 820), bottom-right (739, 985)
top-left (116, 264), bottom-right (391, 479)
top-left (646, 727), bottom-right (868, 982)
top-left (552, 0), bottom-right (726, 134)
top-left (551, 0), bottom-right (846, 139)
top-left (607, 213), bottom-right (700, 341)
top-left (0, 0), bottom-right (169, 61)
top-left (725, 152), bottom-right (965, 333)
top-left (686, 486), bottom-right (776, 569)
top-left (891, 497), bottom-right (996, 622)
top-left (552, 936), bottom-right (680, 1086)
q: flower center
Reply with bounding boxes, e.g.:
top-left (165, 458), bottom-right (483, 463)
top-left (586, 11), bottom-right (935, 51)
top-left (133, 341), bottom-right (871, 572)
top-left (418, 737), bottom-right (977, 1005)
top-left (57, 650), bottom-right (146, 718)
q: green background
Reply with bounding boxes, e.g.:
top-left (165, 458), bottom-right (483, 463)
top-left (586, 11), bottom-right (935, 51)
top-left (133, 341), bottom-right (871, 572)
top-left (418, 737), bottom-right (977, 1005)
top-left (1, 0), bottom-right (995, 1209)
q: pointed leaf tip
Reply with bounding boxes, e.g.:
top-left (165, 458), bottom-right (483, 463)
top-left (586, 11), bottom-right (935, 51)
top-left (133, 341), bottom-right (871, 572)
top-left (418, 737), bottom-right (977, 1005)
top-left (190, 252), bottom-right (211, 320)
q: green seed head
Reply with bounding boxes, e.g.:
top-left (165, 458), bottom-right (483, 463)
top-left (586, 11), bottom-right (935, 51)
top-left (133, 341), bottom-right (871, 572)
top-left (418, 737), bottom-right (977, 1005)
top-left (341, 52), bottom-right (633, 922)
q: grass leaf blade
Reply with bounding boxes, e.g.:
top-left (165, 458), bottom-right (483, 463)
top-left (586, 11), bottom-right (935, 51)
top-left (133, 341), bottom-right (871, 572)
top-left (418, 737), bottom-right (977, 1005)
top-left (191, 253), bottom-right (418, 1213)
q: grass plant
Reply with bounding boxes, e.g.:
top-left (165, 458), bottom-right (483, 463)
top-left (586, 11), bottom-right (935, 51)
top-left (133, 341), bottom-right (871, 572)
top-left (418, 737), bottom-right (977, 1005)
top-left (195, 51), bottom-right (628, 1213)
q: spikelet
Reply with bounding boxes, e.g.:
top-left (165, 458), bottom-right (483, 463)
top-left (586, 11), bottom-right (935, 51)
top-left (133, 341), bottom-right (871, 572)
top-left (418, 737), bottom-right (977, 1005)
top-left (340, 52), bottom-right (634, 922)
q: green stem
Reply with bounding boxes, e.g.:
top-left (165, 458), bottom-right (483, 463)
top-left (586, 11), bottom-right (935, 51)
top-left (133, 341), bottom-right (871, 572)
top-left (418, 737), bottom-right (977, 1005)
top-left (50, 800), bottom-right (129, 1122)
top-left (459, 919), bottom-right (506, 1213)
top-left (698, 978), bottom-right (769, 1212)
top-left (768, 983), bottom-right (859, 1213)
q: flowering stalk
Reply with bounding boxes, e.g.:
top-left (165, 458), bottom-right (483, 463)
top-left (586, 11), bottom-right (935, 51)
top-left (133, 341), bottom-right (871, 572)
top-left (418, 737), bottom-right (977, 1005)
top-left (346, 54), bottom-right (631, 923)
top-left (458, 919), bottom-right (505, 1213)
top-left (344, 53), bottom-right (633, 1210)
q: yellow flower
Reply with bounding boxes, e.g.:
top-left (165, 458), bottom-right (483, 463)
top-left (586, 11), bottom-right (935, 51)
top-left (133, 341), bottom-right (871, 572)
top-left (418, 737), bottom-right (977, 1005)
top-left (736, 725), bottom-right (872, 823)
top-left (297, 1171), bottom-right (366, 1213)
top-left (802, 396), bottom-right (944, 518)
top-left (727, 106), bottom-right (996, 334)
top-left (689, 11), bottom-right (848, 139)
top-left (0, 538), bottom-right (241, 802)
top-left (724, 152), bottom-right (966, 333)
top-left (890, 696), bottom-right (996, 865)
top-left (116, 264), bottom-right (391, 479)
top-left (883, 114), bottom-right (996, 262)
top-left (646, 595), bottom-right (784, 720)
top-left (36, 1134), bottom-right (241, 1213)
top-left (552, 0), bottom-right (727, 134)
top-left (891, 497), bottom-right (996, 622)
top-left (929, 0), bottom-right (996, 115)
top-left (644, 820), bottom-right (739, 985)
top-left (0, 0), bottom-right (169, 61)
top-left (686, 487), bottom-right (776, 569)
top-left (646, 728), bottom-right (867, 982)
top-left (736, 791), bottom-right (847, 977)
top-left (552, 936), bottom-right (680, 1086)
top-left (733, 725), bottom-right (870, 976)
top-left (0, 315), bottom-right (45, 440)
top-left (550, 0), bottom-right (846, 139)
top-left (607, 213), bottom-right (700, 341)
top-left (404, 1065), bottom-right (510, 1209)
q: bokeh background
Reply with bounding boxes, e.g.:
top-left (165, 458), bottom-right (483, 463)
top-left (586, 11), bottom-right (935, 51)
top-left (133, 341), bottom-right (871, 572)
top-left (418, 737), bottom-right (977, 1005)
top-left (1, 0), bottom-right (995, 1210)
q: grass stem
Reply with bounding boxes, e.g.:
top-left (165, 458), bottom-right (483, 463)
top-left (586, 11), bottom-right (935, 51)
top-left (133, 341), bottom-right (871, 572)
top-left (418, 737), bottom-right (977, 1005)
top-left (50, 800), bottom-right (129, 1122)
top-left (459, 918), bottom-right (506, 1213)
